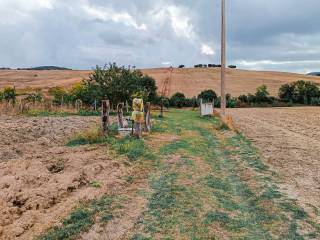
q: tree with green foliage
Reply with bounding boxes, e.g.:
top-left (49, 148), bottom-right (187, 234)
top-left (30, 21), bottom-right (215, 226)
top-left (81, 63), bottom-right (157, 105)
top-left (197, 90), bottom-right (217, 102)
top-left (279, 80), bottom-right (320, 104)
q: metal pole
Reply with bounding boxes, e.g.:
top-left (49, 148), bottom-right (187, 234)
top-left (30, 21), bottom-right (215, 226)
top-left (221, 0), bottom-right (226, 115)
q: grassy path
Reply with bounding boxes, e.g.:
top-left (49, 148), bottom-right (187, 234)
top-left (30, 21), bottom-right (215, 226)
top-left (131, 110), bottom-right (319, 239)
top-left (40, 109), bottom-right (319, 240)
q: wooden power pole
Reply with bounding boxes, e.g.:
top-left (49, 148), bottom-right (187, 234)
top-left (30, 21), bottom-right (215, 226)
top-left (221, 0), bottom-right (226, 115)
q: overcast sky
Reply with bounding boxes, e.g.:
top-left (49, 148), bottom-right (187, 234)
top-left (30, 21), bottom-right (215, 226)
top-left (0, 0), bottom-right (319, 73)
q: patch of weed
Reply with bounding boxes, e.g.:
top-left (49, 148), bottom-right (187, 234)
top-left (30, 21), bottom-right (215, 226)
top-left (66, 124), bottom-right (118, 147)
top-left (27, 109), bottom-right (73, 117)
top-left (280, 202), bottom-right (308, 220)
top-left (89, 181), bottom-right (101, 188)
top-left (131, 234), bottom-right (152, 240)
top-left (107, 136), bottom-right (153, 161)
top-left (206, 175), bottom-right (231, 192)
top-left (160, 139), bottom-right (190, 155)
top-left (66, 128), bottom-right (106, 147)
top-left (77, 110), bottom-right (100, 116)
top-left (204, 211), bottom-right (231, 225)
top-left (213, 191), bottom-right (239, 211)
top-left (100, 213), bottom-right (113, 223)
top-left (125, 175), bottom-right (135, 183)
top-left (260, 185), bottom-right (282, 200)
top-left (40, 195), bottom-right (113, 240)
top-left (285, 222), bottom-right (304, 240)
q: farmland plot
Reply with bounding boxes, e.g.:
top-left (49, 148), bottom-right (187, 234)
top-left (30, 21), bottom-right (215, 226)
top-left (0, 110), bottom-right (319, 239)
top-left (0, 116), bottom-right (131, 239)
top-left (228, 107), bottom-right (320, 217)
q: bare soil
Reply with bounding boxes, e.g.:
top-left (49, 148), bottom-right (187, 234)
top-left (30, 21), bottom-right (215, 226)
top-left (0, 116), bottom-right (130, 240)
top-left (228, 107), bottom-right (320, 215)
top-left (1, 68), bottom-right (320, 97)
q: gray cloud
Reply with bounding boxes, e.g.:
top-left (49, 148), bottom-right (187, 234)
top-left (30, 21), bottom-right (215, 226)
top-left (0, 0), bottom-right (319, 73)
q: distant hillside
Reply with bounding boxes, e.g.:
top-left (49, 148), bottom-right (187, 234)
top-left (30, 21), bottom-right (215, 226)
top-left (1, 68), bottom-right (320, 97)
top-left (17, 66), bottom-right (72, 71)
top-left (307, 72), bottom-right (320, 77)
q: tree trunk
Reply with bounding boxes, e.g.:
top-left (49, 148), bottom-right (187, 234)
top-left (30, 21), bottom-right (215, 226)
top-left (101, 100), bottom-right (110, 135)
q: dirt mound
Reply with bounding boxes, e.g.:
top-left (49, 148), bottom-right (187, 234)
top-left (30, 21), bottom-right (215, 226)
top-left (0, 116), bottom-right (128, 240)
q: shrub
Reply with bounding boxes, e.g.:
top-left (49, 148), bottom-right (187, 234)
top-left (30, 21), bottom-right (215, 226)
top-left (170, 92), bottom-right (186, 108)
top-left (155, 96), bottom-right (170, 108)
top-left (310, 97), bottom-right (320, 106)
top-left (238, 95), bottom-right (248, 103)
top-left (198, 90), bottom-right (217, 102)
top-left (25, 89), bottom-right (43, 103)
top-left (178, 65), bottom-right (185, 68)
top-left (228, 65), bottom-right (237, 69)
top-left (48, 86), bottom-right (72, 105)
top-left (3, 87), bottom-right (16, 104)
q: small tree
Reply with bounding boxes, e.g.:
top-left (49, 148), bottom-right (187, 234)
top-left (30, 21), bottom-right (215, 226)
top-left (279, 84), bottom-right (294, 102)
top-left (255, 85), bottom-right (270, 102)
top-left (198, 90), bottom-right (217, 102)
top-left (82, 63), bottom-right (157, 105)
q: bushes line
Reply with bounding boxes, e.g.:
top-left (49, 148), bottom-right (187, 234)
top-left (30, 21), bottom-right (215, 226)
top-left (168, 80), bottom-right (320, 108)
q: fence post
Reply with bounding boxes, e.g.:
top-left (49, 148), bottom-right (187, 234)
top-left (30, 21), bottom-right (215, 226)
top-left (101, 100), bottom-right (110, 135)
top-left (125, 100), bottom-right (129, 113)
top-left (117, 103), bottom-right (124, 128)
top-left (144, 102), bottom-right (151, 132)
top-left (160, 98), bottom-right (164, 118)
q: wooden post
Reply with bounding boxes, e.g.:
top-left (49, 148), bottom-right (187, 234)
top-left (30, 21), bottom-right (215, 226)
top-left (94, 100), bottom-right (97, 111)
top-left (101, 100), bottom-right (110, 135)
top-left (134, 122), bottom-right (142, 138)
top-left (220, 0), bottom-right (226, 116)
top-left (75, 99), bottom-right (82, 111)
top-left (132, 98), bottom-right (143, 139)
top-left (125, 100), bottom-right (129, 113)
top-left (117, 103), bottom-right (124, 128)
top-left (61, 96), bottom-right (64, 108)
top-left (144, 102), bottom-right (151, 132)
top-left (160, 98), bottom-right (164, 118)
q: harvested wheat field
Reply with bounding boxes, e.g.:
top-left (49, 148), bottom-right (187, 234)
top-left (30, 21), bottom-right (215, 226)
top-left (1, 68), bottom-right (320, 97)
top-left (0, 70), bottom-right (91, 92)
top-left (228, 107), bottom-right (320, 215)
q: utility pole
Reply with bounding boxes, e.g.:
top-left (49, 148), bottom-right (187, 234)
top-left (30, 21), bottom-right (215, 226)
top-left (221, 0), bottom-right (226, 115)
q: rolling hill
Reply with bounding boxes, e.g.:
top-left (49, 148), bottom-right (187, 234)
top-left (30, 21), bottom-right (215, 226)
top-left (0, 68), bottom-right (320, 97)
